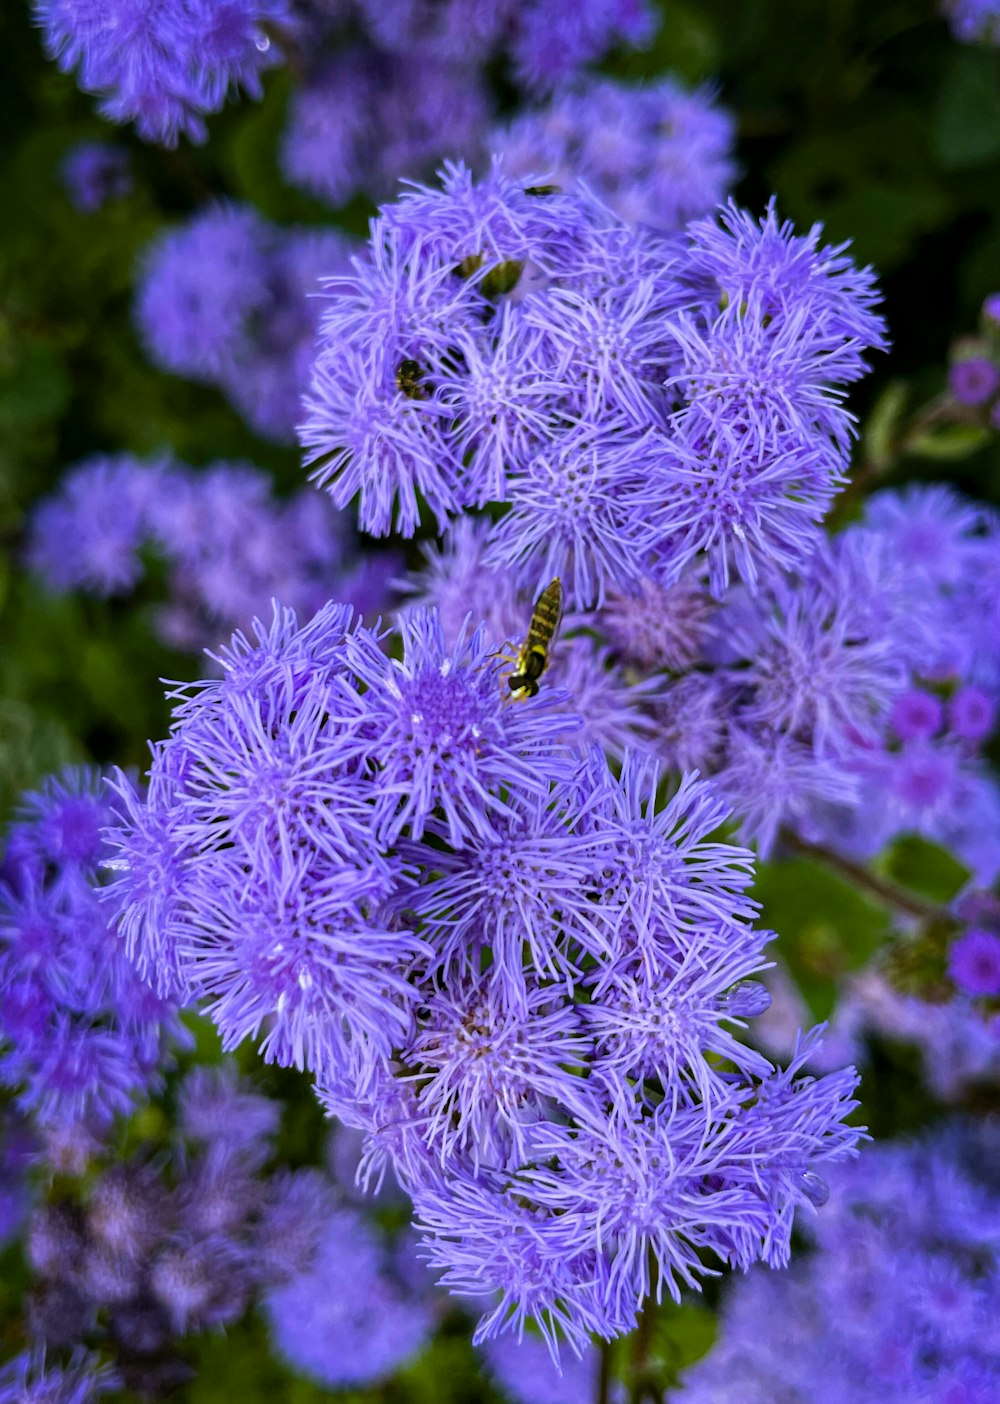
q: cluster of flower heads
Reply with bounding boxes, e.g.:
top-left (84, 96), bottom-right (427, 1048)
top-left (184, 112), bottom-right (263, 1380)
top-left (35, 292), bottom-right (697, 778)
top-left (35, 0), bottom-right (656, 162)
top-left (280, 46), bottom-right (491, 209)
top-left (948, 290), bottom-right (1000, 425)
top-left (944, 0), bottom-right (1000, 44)
top-left (677, 1122), bottom-right (1000, 1404)
top-left (783, 485), bottom-right (1000, 880)
top-left (491, 76), bottom-right (737, 231)
top-left (8, 1061), bottom-right (432, 1396)
top-left (0, 1350), bottom-right (116, 1404)
top-left (26, 453), bottom-right (392, 655)
top-left (34, 0), bottom-right (293, 145)
top-left (104, 597), bottom-right (862, 1354)
top-left (61, 141), bottom-right (133, 214)
top-left (0, 769), bottom-right (183, 1138)
top-left (302, 163), bottom-right (886, 603)
top-left (401, 482), bottom-right (1000, 875)
top-left (136, 204), bottom-right (354, 442)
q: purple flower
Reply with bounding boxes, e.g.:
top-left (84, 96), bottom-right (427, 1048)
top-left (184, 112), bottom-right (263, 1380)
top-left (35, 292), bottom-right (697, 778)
top-left (481, 1335), bottom-right (607, 1404)
top-left (948, 928), bottom-right (1000, 997)
top-left (103, 595), bottom-right (863, 1358)
top-left (0, 769), bottom-right (183, 1133)
top-left (26, 455), bottom-right (166, 596)
top-left (676, 1127), bottom-right (1000, 1404)
top-left (136, 204), bottom-right (272, 382)
top-left (983, 290), bottom-right (1000, 325)
top-left (27, 453), bottom-right (373, 656)
top-left (889, 688), bottom-right (944, 741)
top-left (136, 206), bottom-right (354, 441)
top-left (0, 1350), bottom-right (116, 1404)
top-left (282, 49), bottom-right (488, 208)
top-left (599, 573), bottom-right (711, 673)
top-left (343, 607), bottom-right (573, 847)
top-left (944, 0), bottom-right (1000, 44)
top-left (949, 684), bottom-right (996, 741)
top-left (34, 0), bottom-right (294, 145)
top-left (303, 170), bottom-right (881, 602)
top-left (510, 0), bottom-right (656, 92)
top-left (264, 1209), bottom-right (434, 1387)
top-left (493, 76), bottom-right (736, 230)
top-left (948, 355), bottom-right (1000, 406)
top-left (61, 140), bottom-right (132, 211)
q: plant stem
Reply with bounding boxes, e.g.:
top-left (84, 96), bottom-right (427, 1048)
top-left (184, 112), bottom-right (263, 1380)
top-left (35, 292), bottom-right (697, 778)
top-left (596, 1339), bottom-right (612, 1404)
top-left (778, 829), bottom-right (949, 924)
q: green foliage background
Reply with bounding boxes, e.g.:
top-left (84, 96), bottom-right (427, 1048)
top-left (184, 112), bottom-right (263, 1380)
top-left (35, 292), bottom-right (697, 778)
top-left (3, 0), bottom-right (1000, 1397)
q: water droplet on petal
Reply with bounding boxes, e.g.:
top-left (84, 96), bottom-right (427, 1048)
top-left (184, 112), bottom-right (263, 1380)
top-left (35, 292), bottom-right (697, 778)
top-left (99, 857), bottom-right (130, 872)
top-left (255, 33), bottom-right (271, 51)
top-left (801, 1171), bottom-right (829, 1208)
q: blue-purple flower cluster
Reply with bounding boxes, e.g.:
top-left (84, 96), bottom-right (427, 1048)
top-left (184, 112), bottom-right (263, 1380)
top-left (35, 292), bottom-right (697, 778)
top-left (27, 453), bottom-right (392, 654)
top-left (10, 1060), bottom-right (431, 1395)
top-left (401, 473), bottom-right (1000, 878)
top-left (34, 0), bottom-right (293, 145)
top-left (104, 597), bottom-right (862, 1354)
top-left (0, 769), bottom-right (183, 1137)
top-left (302, 164), bottom-right (886, 603)
top-left (785, 486), bottom-right (1000, 882)
top-left (280, 47), bottom-right (491, 209)
top-left (948, 291), bottom-right (1000, 428)
top-left (135, 205), bottom-right (354, 442)
top-left (492, 77), bottom-right (737, 230)
top-left (60, 141), bottom-right (133, 213)
top-left (944, 0), bottom-right (1000, 43)
top-left (35, 0), bottom-right (657, 169)
top-left (677, 1124), bottom-right (1000, 1404)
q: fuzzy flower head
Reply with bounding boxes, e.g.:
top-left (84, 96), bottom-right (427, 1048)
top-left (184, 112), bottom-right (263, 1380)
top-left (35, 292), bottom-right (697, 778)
top-left (944, 0), bottom-right (1000, 44)
top-left (493, 76), bottom-right (737, 230)
top-left (34, 0), bottom-right (294, 145)
top-left (282, 49), bottom-right (488, 209)
top-left (676, 1126), bottom-right (1000, 1404)
top-left (264, 1209), bottom-right (434, 1388)
top-left (137, 206), bottom-right (354, 442)
top-left (27, 453), bottom-right (374, 658)
top-left (61, 140), bottom-right (132, 211)
top-left (302, 167), bottom-right (884, 605)
top-left (1, 769), bottom-right (182, 1134)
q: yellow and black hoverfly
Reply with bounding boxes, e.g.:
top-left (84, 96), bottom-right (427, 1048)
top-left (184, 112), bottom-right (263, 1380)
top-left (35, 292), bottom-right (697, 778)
top-left (506, 578), bottom-right (563, 699)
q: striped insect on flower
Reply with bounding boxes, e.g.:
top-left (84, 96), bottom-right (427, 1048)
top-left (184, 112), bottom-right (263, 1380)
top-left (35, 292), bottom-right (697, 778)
top-left (506, 578), bottom-right (563, 699)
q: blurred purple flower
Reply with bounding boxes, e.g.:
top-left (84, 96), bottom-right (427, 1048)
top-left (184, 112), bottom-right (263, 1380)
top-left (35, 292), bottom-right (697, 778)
top-left (61, 140), bottom-right (132, 211)
top-left (34, 0), bottom-right (294, 145)
top-left (493, 76), bottom-right (736, 230)
top-left (948, 928), bottom-right (1000, 997)
top-left (948, 355), bottom-right (1000, 407)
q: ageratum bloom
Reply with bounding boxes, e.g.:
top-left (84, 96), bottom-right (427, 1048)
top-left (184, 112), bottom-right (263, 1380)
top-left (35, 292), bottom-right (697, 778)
top-left (0, 770), bottom-right (183, 1134)
top-left (106, 599), bottom-right (862, 1355)
top-left (34, 0), bottom-right (293, 145)
top-left (493, 76), bottom-right (736, 230)
top-left (302, 164), bottom-right (884, 605)
top-left (944, 0), bottom-right (1000, 43)
top-left (136, 206), bottom-right (354, 442)
top-left (26, 454), bottom-right (380, 656)
top-left (61, 141), bottom-right (132, 212)
top-left (676, 1126), bottom-right (1000, 1404)
top-left (264, 1210), bottom-right (434, 1387)
top-left (281, 48), bottom-right (488, 209)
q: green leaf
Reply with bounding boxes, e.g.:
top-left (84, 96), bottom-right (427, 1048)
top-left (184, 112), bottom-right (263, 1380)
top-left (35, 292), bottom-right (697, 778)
top-left (861, 379), bottom-right (909, 472)
top-left (907, 422), bottom-right (992, 460)
top-left (934, 47), bottom-right (1000, 170)
top-left (877, 835), bottom-right (970, 904)
top-left (752, 858), bottom-right (892, 1020)
top-left (652, 1301), bottom-right (718, 1376)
